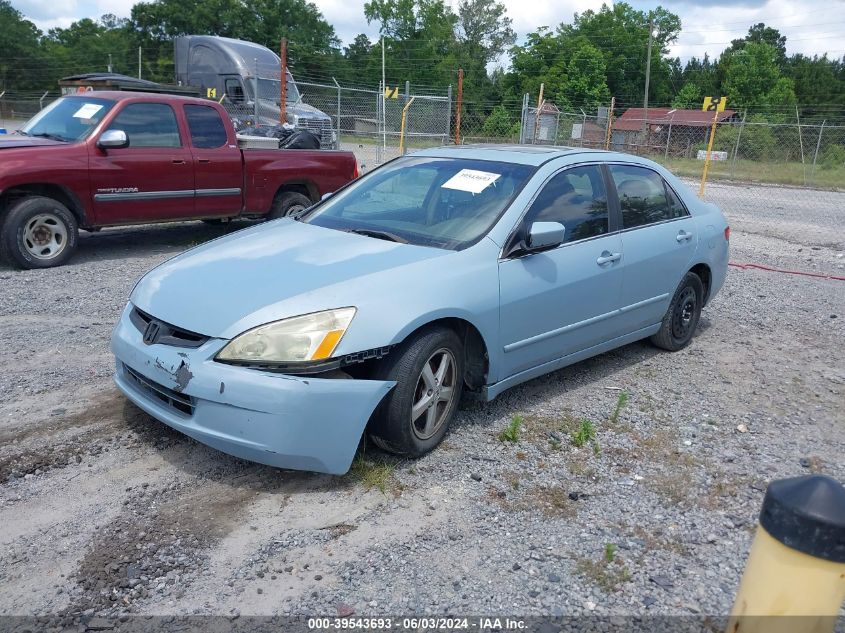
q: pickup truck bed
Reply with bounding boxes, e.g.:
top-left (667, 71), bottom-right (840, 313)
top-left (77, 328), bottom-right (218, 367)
top-left (0, 91), bottom-right (359, 269)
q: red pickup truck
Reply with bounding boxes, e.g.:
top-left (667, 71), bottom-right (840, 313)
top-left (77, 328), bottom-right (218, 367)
top-left (0, 91), bottom-right (358, 269)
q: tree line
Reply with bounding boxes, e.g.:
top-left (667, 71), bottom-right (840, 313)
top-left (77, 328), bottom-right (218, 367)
top-left (2, 0), bottom-right (844, 124)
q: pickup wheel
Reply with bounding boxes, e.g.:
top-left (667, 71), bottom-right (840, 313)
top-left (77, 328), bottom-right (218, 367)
top-left (1, 196), bottom-right (79, 269)
top-left (268, 191), bottom-right (312, 221)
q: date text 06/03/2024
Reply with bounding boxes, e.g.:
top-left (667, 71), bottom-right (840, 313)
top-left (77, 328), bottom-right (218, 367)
top-left (306, 617), bottom-right (528, 630)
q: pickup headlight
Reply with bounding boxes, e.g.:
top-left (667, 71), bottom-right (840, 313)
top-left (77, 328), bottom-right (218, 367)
top-left (216, 307), bottom-right (356, 364)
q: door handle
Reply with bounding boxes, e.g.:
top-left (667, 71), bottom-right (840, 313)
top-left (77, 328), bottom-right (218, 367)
top-left (596, 251), bottom-right (622, 266)
top-left (172, 159), bottom-right (186, 165)
top-left (676, 230), bottom-right (694, 242)
top-left (197, 158), bottom-right (210, 164)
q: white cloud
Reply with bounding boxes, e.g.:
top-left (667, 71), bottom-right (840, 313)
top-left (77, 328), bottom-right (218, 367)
top-left (16, 0), bottom-right (844, 62)
top-left (15, 0), bottom-right (79, 21)
top-left (668, 0), bottom-right (845, 61)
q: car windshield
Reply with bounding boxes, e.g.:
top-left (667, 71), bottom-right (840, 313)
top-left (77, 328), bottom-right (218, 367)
top-left (303, 156), bottom-right (534, 250)
top-left (19, 96), bottom-right (115, 143)
top-left (254, 78), bottom-right (301, 104)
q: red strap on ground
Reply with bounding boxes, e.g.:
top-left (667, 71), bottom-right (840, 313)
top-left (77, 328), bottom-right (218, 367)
top-left (729, 262), bottom-right (845, 282)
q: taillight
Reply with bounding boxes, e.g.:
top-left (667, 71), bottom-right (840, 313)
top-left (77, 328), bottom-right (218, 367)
top-left (724, 226), bottom-right (731, 241)
top-left (353, 162), bottom-right (359, 179)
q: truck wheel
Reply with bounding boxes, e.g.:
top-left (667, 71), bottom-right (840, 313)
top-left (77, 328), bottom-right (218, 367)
top-left (268, 191), bottom-right (312, 221)
top-left (0, 196), bottom-right (79, 269)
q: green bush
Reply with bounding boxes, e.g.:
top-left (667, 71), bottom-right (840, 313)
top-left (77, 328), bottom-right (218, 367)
top-left (482, 106), bottom-right (517, 139)
top-left (820, 144), bottom-right (845, 170)
top-left (713, 122), bottom-right (779, 161)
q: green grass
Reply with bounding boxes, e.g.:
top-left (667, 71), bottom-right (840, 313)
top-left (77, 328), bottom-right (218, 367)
top-left (608, 391), bottom-right (629, 426)
top-left (576, 556), bottom-right (632, 592)
top-left (571, 419), bottom-right (596, 448)
top-left (604, 543), bottom-right (617, 563)
top-left (347, 455), bottom-right (398, 495)
top-left (657, 156), bottom-right (845, 190)
top-left (498, 415), bottom-right (523, 443)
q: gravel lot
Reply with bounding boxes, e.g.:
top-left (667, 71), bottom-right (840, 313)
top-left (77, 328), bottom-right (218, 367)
top-left (0, 181), bottom-right (843, 626)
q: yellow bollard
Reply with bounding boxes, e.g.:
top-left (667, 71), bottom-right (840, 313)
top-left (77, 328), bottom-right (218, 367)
top-left (398, 97), bottom-right (415, 156)
top-left (727, 475), bottom-right (845, 633)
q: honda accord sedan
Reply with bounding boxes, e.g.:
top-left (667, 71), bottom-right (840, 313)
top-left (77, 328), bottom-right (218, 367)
top-left (111, 145), bottom-right (729, 474)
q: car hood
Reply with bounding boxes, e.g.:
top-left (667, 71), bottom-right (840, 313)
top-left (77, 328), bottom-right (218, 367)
top-left (0, 135), bottom-right (69, 149)
top-left (130, 220), bottom-right (451, 339)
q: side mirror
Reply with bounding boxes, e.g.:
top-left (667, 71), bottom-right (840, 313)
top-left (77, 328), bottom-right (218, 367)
top-left (321, 192), bottom-right (334, 202)
top-left (97, 129), bottom-right (129, 150)
top-left (526, 221), bottom-right (565, 252)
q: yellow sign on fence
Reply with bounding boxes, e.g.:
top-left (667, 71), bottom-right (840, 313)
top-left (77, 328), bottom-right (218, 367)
top-left (206, 87), bottom-right (217, 99)
top-left (702, 96), bottom-right (726, 112)
top-left (384, 86), bottom-right (399, 99)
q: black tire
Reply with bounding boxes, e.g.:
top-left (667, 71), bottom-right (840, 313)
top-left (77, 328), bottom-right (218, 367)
top-left (650, 272), bottom-right (704, 351)
top-left (267, 191), bottom-right (312, 221)
top-left (369, 327), bottom-right (464, 457)
top-left (0, 196), bottom-right (78, 269)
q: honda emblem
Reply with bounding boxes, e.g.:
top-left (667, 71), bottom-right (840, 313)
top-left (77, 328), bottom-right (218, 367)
top-left (143, 320), bottom-right (161, 345)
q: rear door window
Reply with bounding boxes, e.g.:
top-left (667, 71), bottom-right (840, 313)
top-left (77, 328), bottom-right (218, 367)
top-left (184, 105), bottom-right (228, 149)
top-left (609, 164), bottom-right (685, 229)
top-left (524, 164), bottom-right (609, 243)
top-left (106, 103), bottom-right (181, 148)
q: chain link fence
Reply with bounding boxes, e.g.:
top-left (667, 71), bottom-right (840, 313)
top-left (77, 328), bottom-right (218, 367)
top-left (2, 84), bottom-right (843, 230)
top-left (211, 73), bottom-right (450, 172)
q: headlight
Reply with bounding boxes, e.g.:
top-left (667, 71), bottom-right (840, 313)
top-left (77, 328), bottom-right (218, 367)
top-left (216, 308), bottom-right (356, 364)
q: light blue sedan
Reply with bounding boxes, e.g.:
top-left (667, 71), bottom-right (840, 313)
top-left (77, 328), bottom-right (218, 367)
top-left (111, 145), bottom-right (729, 474)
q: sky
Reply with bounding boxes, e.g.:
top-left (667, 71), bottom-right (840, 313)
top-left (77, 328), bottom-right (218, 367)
top-left (13, 0), bottom-right (845, 64)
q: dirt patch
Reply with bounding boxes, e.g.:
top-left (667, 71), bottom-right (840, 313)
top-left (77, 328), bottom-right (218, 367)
top-left (67, 476), bottom-right (259, 618)
top-left (0, 396), bottom-right (181, 483)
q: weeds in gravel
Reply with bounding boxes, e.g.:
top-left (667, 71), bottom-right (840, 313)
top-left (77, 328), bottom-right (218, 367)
top-left (571, 419), bottom-right (600, 455)
top-left (498, 415), bottom-right (523, 443)
top-left (620, 523), bottom-right (690, 556)
top-left (577, 546), bottom-right (631, 592)
top-left (503, 470), bottom-right (521, 490)
top-left (530, 485), bottom-right (577, 517)
top-left (348, 455), bottom-right (400, 496)
top-left (608, 391), bottom-right (629, 426)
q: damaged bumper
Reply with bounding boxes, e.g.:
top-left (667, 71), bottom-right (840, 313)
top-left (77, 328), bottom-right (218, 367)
top-left (110, 305), bottom-right (395, 475)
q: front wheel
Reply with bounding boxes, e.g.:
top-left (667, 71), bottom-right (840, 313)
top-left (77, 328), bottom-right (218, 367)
top-left (650, 272), bottom-right (704, 351)
top-left (0, 196), bottom-right (79, 269)
top-left (369, 327), bottom-right (464, 457)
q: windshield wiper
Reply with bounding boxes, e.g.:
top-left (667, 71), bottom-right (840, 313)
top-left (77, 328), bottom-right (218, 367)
top-left (29, 132), bottom-right (68, 142)
top-left (345, 228), bottom-right (408, 244)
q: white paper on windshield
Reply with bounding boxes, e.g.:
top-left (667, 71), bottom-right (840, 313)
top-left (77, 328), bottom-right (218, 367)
top-left (72, 103), bottom-right (103, 119)
top-left (441, 169), bottom-right (500, 194)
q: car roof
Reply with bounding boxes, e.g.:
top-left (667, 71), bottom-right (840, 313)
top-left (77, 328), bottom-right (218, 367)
top-left (414, 144), bottom-right (664, 169)
top-left (413, 144), bottom-right (612, 167)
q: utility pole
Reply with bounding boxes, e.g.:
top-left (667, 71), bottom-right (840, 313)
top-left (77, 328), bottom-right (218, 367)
top-left (280, 38), bottom-right (287, 125)
top-left (533, 83), bottom-right (544, 144)
top-left (381, 37), bottom-right (386, 153)
top-left (643, 14), bottom-right (654, 140)
top-left (108, 54), bottom-right (113, 73)
top-left (455, 69), bottom-right (463, 144)
top-left (138, 47), bottom-right (142, 79)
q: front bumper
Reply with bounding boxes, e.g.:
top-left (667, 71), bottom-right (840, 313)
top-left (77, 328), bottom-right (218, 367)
top-left (111, 304), bottom-right (394, 475)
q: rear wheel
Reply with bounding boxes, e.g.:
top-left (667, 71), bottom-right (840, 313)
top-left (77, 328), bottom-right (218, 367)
top-left (0, 196), bottom-right (78, 269)
top-left (268, 191), bottom-right (312, 221)
top-left (369, 327), bottom-right (464, 457)
top-left (650, 272), bottom-right (704, 351)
